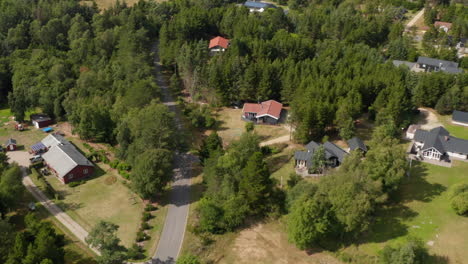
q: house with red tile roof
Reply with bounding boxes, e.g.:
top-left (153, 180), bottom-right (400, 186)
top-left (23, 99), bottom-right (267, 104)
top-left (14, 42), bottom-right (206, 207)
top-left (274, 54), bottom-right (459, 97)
top-left (242, 100), bottom-right (283, 124)
top-left (209, 36), bottom-right (229, 52)
top-left (434, 21), bottom-right (452, 33)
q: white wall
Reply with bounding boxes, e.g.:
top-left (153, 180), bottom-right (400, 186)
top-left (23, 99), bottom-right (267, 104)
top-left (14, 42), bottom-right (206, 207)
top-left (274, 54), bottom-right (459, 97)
top-left (447, 152), bottom-right (468, 159)
top-left (452, 120), bottom-right (468, 127)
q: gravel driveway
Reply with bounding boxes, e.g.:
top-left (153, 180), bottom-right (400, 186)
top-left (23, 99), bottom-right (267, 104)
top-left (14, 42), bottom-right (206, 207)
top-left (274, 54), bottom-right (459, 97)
top-left (7, 150), bottom-right (31, 167)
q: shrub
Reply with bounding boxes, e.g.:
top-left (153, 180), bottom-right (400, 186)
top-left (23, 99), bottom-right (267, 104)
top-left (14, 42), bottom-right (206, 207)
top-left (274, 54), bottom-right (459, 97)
top-left (142, 212), bottom-right (152, 221)
top-left (31, 168), bottom-right (40, 180)
top-left (117, 162), bottom-right (131, 171)
top-left (136, 231), bottom-right (150, 242)
top-left (120, 171), bottom-right (130, 179)
top-left (141, 222), bottom-right (151, 230)
top-left (451, 192), bottom-right (468, 215)
top-left (145, 204), bottom-right (157, 211)
top-left (69, 180), bottom-right (85, 187)
top-left (127, 243), bottom-right (145, 260)
top-left (110, 159), bottom-right (120, 169)
top-left (245, 122), bottom-right (254, 132)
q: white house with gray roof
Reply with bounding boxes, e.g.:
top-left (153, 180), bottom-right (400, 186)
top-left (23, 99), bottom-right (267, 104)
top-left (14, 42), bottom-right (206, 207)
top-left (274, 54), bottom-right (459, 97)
top-left (412, 126), bottom-right (468, 161)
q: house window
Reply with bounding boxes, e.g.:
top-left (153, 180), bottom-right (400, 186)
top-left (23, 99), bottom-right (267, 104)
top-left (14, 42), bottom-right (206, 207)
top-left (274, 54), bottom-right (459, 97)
top-left (69, 174), bottom-right (74, 179)
top-left (83, 169), bottom-right (88, 174)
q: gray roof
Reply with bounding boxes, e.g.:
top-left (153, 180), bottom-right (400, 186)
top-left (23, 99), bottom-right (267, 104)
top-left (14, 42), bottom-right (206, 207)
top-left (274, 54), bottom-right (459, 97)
top-left (453, 110), bottom-right (468, 124)
top-left (5, 138), bottom-right (16, 146)
top-left (295, 140), bottom-right (348, 168)
top-left (393, 60), bottom-right (416, 69)
top-left (30, 114), bottom-right (51, 122)
top-left (414, 126), bottom-right (468, 154)
top-left (347, 137), bottom-right (367, 152)
top-left (416, 56), bottom-right (462, 74)
top-left (42, 134), bottom-right (69, 149)
top-left (42, 144), bottom-right (93, 178)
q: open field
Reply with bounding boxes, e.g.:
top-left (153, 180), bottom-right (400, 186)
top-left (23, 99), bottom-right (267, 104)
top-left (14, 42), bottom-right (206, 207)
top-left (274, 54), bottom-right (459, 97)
top-left (81, 0), bottom-right (140, 10)
top-left (216, 108), bottom-right (289, 146)
top-left (437, 114), bottom-right (468, 140)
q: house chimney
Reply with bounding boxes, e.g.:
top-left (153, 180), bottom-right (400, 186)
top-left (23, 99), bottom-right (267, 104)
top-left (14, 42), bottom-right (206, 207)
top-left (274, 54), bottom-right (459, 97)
top-left (445, 136), bottom-right (449, 141)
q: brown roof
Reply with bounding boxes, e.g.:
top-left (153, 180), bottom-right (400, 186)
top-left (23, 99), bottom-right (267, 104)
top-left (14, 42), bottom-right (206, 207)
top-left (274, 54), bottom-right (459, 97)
top-left (434, 21), bottom-right (452, 30)
top-left (243, 100), bottom-right (283, 119)
top-left (209, 36), bottom-right (229, 49)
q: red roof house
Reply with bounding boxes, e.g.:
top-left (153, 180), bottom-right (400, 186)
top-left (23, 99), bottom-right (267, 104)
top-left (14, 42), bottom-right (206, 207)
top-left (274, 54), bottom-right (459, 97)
top-left (209, 36), bottom-right (229, 52)
top-left (434, 21), bottom-right (452, 32)
top-left (242, 100), bottom-right (283, 124)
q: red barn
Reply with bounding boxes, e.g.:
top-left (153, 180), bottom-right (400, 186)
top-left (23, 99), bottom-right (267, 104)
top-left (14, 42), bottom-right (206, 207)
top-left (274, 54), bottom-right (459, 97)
top-left (5, 138), bottom-right (17, 151)
top-left (30, 114), bottom-right (53, 129)
top-left (42, 143), bottom-right (94, 184)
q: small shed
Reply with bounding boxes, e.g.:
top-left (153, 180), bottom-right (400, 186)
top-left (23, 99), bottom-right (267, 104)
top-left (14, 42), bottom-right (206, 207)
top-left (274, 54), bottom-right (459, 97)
top-left (31, 142), bottom-right (48, 154)
top-left (406, 124), bottom-right (420, 139)
top-left (30, 114), bottom-right (53, 129)
top-left (452, 110), bottom-right (468, 127)
top-left (5, 138), bottom-right (17, 151)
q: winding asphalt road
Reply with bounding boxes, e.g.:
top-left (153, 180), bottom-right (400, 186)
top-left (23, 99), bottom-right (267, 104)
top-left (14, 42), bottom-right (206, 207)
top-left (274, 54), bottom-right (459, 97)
top-left (150, 41), bottom-right (193, 264)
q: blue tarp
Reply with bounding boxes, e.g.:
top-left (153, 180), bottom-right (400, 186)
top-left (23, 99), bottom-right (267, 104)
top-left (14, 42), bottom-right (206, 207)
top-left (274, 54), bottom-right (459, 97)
top-left (42, 127), bottom-right (53, 132)
top-left (31, 142), bottom-right (47, 153)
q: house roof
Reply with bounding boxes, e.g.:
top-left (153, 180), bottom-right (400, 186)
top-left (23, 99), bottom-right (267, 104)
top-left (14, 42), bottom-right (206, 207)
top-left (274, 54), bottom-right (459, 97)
top-left (42, 134), bottom-right (69, 149)
top-left (31, 142), bottom-right (47, 152)
top-left (5, 138), bottom-right (16, 146)
top-left (416, 56), bottom-right (462, 74)
top-left (244, 1), bottom-right (276, 9)
top-left (393, 60), bottom-right (416, 69)
top-left (414, 126), bottom-right (468, 155)
top-left (453, 110), bottom-right (468, 124)
top-left (434, 21), bottom-right (452, 30)
top-left (347, 137), bottom-right (367, 152)
top-left (42, 144), bottom-right (93, 178)
top-left (209, 36), bottom-right (229, 49)
top-left (242, 100), bottom-right (283, 120)
top-left (296, 140), bottom-right (348, 168)
top-left (30, 114), bottom-right (51, 122)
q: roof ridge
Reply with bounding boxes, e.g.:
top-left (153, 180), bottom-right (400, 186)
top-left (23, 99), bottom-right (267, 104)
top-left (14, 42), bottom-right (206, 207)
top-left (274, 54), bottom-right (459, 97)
top-left (56, 145), bottom-right (78, 175)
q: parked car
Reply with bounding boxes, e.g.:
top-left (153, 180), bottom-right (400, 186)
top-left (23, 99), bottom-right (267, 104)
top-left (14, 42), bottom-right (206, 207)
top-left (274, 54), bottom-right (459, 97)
top-left (30, 155), bottom-right (43, 163)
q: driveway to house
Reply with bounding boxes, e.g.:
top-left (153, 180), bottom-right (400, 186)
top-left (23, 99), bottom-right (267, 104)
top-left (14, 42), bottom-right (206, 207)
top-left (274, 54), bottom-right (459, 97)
top-left (150, 41), bottom-right (193, 264)
top-left (260, 134), bottom-right (290, 146)
top-left (7, 151), bottom-right (100, 256)
top-left (406, 8), bottom-right (424, 30)
top-left (417, 108), bottom-right (443, 130)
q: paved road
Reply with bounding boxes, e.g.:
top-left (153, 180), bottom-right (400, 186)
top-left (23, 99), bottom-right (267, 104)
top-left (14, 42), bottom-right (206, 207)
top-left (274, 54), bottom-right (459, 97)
top-left (151, 41), bottom-right (193, 264)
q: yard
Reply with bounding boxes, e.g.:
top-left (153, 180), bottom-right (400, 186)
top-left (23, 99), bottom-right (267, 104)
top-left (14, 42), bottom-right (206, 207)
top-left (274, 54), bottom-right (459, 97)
top-left (341, 160), bottom-right (468, 263)
top-left (215, 108), bottom-right (289, 146)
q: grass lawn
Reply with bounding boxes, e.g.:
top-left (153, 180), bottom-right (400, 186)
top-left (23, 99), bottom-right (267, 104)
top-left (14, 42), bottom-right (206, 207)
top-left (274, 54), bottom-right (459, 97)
top-left (437, 114), bottom-right (468, 140)
top-left (342, 160), bottom-right (468, 263)
top-left (42, 168), bottom-right (143, 247)
top-left (215, 108), bottom-right (289, 146)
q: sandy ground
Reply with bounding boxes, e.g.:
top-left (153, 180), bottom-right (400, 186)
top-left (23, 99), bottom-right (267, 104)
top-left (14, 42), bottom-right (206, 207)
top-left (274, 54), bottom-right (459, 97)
top-left (7, 150), bottom-right (32, 167)
top-left (417, 108), bottom-right (443, 130)
top-left (225, 223), bottom-right (343, 264)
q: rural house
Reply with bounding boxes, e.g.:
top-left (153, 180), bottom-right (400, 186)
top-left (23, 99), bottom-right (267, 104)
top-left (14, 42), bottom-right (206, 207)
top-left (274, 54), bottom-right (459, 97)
top-left (295, 141), bottom-right (348, 171)
top-left (434, 21), bottom-right (452, 32)
top-left (347, 137), bottom-right (367, 153)
top-left (393, 56), bottom-right (462, 74)
top-left (40, 134), bottom-right (94, 184)
top-left (209, 36), bottom-right (229, 52)
top-left (244, 1), bottom-right (276, 12)
top-left (452, 110), bottom-right (468, 127)
top-left (30, 114), bottom-right (53, 129)
top-left (31, 133), bottom-right (68, 154)
top-left (411, 126), bottom-right (468, 162)
top-left (5, 138), bottom-right (17, 151)
top-left (242, 100), bottom-right (283, 124)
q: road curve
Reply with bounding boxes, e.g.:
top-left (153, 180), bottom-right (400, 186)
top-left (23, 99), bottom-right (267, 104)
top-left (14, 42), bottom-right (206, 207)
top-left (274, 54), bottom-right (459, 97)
top-left (150, 41), bottom-right (193, 264)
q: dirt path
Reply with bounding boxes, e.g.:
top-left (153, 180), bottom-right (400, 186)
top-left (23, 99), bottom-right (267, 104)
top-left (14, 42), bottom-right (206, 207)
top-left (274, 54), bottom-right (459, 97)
top-left (417, 108), bottom-right (443, 130)
top-left (7, 151), bottom-right (100, 256)
top-left (406, 8), bottom-right (424, 30)
top-left (260, 134), bottom-right (290, 146)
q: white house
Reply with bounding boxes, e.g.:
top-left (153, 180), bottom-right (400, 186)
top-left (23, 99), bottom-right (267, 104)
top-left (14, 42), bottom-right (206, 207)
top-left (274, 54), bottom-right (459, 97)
top-left (244, 1), bottom-right (276, 13)
top-left (413, 126), bottom-right (468, 161)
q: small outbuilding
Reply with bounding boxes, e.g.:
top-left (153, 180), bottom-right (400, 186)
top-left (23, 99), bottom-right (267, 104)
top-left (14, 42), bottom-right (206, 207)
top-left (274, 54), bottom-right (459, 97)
top-left (244, 1), bottom-right (276, 12)
top-left (5, 138), bottom-right (17, 151)
top-left (452, 110), bottom-right (468, 127)
top-left (347, 137), bottom-right (368, 153)
top-left (406, 124), bottom-right (421, 139)
top-left (30, 114), bottom-right (53, 129)
top-left (434, 21), bottom-right (452, 33)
